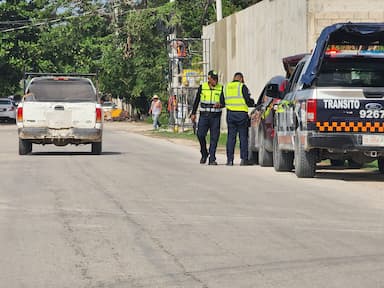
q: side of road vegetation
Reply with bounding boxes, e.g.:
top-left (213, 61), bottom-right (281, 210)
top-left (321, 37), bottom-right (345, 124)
top-left (148, 126), bottom-right (229, 148)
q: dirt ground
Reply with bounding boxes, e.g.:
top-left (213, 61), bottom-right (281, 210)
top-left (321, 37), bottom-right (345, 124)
top-left (104, 121), bottom-right (201, 149)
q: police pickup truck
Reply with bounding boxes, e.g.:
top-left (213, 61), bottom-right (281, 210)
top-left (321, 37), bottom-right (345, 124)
top-left (17, 73), bottom-right (103, 155)
top-left (274, 23), bottom-right (384, 178)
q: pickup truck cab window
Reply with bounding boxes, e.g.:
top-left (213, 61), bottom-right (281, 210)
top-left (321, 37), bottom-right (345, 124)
top-left (28, 78), bottom-right (97, 102)
top-left (317, 56), bottom-right (384, 87)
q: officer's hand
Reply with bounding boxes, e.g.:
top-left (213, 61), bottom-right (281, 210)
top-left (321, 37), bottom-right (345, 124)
top-left (190, 114), bottom-right (196, 123)
top-left (213, 102), bottom-right (221, 108)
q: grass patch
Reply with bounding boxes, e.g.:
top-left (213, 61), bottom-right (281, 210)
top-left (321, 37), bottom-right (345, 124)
top-left (149, 127), bottom-right (230, 147)
top-left (364, 160), bottom-right (378, 169)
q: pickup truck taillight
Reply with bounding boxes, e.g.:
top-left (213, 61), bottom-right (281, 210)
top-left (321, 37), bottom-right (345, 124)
top-left (96, 107), bottom-right (102, 123)
top-left (17, 107), bottom-right (23, 122)
top-left (307, 99), bottom-right (317, 122)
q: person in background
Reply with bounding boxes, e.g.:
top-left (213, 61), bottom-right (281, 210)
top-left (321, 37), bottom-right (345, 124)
top-left (190, 70), bottom-right (225, 165)
top-left (149, 95), bottom-right (162, 129)
top-left (224, 72), bottom-right (255, 166)
top-left (167, 94), bottom-right (177, 127)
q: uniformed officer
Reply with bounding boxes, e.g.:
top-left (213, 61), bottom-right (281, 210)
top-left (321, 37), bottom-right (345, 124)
top-left (190, 70), bottom-right (225, 165)
top-left (224, 72), bottom-right (255, 166)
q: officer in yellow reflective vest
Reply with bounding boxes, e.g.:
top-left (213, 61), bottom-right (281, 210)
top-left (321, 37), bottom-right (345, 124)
top-left (224, 72), bottom-right (255, 166)
top-left (190, 70), bottom-right (225, 165)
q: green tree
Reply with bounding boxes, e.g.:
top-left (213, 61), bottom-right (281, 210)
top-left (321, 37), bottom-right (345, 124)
top-left (0, 0), bottom-right (44, 95)
top-left (0, 0), bottom-right (256, 103)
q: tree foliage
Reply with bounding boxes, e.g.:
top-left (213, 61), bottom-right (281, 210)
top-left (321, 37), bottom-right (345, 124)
top-left (0, 0), bottom-right (256, 109)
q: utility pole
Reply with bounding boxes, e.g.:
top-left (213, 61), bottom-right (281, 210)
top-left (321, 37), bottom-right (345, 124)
top-left (216, 0), bottom-right (222, 21)
top-left (168, 0), bottom-right (178, 92)
top-left (168, 0), bottom-right (181, 131)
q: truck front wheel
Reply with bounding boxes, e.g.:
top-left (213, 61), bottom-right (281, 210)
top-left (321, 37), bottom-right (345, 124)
top-left (248, 129), bottom-right (258, 165)
top-left (294, 133), bottom-right (316, 178)
top-left (19, 139), bottom-right (32, 155)
top-left (258, 129), bottom-right (273, 167)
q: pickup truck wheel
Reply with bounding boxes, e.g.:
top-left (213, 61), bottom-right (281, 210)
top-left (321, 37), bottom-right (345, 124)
top-left (273, 134), bottom-right (293, 172)
top-left (378, 157), bottom-right (384, 174)
top-left (91, 142), bottom-right (102, 155)
top-left (294, 133), bottom-right (316, 178)
top-left (258, 129), bottom-right (273, 167)
top-left (248, 149), bottom-right (259, 165)
top-left (19, 139), bottom-right (32, 155)
top-left (248, 129), bottom-right (259, 165)
top-left (347, 159), bottom-right (362, 169)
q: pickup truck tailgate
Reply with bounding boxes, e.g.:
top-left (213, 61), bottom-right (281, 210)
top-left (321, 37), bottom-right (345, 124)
top-left (22, 102), bottom-right (97, 129)
top-left (314, 89), bottom-right (384, 133)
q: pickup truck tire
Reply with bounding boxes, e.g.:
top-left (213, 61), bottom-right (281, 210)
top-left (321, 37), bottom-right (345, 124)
top-left (347, 159), bottom-right (362, 169)
top-left (273, 135), bottom-right (293, 172)
top-left (91, 142), bottom-right (102, 155)
top-left (248, 150), bottom-right (259, 165)
top-left (294, 133), bottom-right (316, 178)
top-left (248, 129), bottom-right (259, 165)
top-left (378, 157), bottom-right (384, 174)
top-left (258, 129), bottom-right (273, 167)
top-left (19, 139), bottom-right (32, 155)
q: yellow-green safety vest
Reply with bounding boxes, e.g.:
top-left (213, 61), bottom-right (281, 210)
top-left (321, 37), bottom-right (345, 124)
top-left (199, 82), bottom-right (223, 113)
top-left (224, 81), bottom-right (248, 112)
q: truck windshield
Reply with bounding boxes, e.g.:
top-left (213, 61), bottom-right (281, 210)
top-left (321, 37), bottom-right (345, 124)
top-left (317, 57), bottom-right (384, 88)
top-left (27, 78), bottom-right (97, 102)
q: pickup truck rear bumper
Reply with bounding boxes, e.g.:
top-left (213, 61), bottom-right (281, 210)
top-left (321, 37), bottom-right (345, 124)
top-left (307, 132), bottom-right (384, 151)
top-left (18, 127), bottom-right (102, 145)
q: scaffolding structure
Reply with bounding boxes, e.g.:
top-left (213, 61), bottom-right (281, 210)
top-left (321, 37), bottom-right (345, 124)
top-left (167, 37), bottom-right (210, 131)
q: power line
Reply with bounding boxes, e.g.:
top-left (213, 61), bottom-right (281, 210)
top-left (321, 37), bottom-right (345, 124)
top-left (0, 9), bottom-right (105, 33)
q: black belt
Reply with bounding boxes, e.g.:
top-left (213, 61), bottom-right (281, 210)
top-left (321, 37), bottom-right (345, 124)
top-left (200, 111), bottom-right (222, 116)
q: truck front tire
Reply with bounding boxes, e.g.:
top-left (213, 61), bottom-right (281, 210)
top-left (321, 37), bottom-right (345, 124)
top-left (258, 129), bottom-right (273, 167)
top-left (248, 128), bottom-right (259, 165)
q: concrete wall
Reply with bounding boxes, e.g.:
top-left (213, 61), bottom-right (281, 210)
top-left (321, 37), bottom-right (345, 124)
top-left (203, 0), bottom-right (384, 99)
top-left (307, 0), bottom-right (384, 48)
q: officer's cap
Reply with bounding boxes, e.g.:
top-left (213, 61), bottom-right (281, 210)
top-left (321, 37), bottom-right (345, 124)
top-left (208, 70), bottom-right (218, 80)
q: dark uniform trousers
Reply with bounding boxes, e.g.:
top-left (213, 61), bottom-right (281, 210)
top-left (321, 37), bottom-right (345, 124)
top-left (197, 112), bottom-right (221, 162)
top-left (226, 110), bottom-right (249, 162)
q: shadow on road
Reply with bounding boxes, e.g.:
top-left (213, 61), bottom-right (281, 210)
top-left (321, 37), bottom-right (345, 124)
top-left (30, 151), bottom-right (122, 156)
top-left (0, 121), bottom-right (16, 125)
top-left (314, 165), bottom-right (384, 182)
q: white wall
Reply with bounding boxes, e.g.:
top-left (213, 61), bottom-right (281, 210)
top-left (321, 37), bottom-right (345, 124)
top-left (203, 0), bottom-right (384, 99)
top-left (307, 0), bottom-right (384, 48)
top-left (203, 0), bottom-right (307, 99)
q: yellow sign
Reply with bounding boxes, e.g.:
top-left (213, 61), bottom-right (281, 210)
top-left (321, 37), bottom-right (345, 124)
top-left (182, 69), bottom-right (202, 87)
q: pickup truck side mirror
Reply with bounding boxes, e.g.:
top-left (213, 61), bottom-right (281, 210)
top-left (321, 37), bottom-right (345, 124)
top-left (265, 83), bottom-right (280, 98)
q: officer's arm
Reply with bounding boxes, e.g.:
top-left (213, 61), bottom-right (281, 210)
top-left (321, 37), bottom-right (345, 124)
top-left (191, 85), bottom-right (202, 115)
top-left (242, 85), bottom-right (255, 107)
top-left (219, 88), bottom-right (225, 107)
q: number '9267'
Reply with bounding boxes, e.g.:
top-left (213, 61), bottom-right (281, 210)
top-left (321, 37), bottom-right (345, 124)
top-left (359, 110), bottom-right (384, 119)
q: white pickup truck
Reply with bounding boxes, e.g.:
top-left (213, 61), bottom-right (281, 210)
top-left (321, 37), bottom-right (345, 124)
top-left (17, 73), bottom-right (103, 155)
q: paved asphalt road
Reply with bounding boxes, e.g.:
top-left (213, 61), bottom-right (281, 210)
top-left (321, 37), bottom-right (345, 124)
top-left (1, 122), bottom-right (384, 288)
